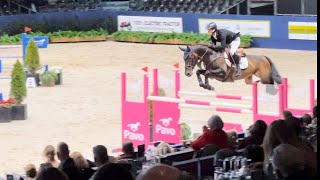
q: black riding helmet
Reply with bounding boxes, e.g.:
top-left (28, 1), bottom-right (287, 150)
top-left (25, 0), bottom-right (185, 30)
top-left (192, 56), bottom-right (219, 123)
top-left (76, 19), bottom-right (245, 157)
top-left (206, 22), bottom-right (217, 30)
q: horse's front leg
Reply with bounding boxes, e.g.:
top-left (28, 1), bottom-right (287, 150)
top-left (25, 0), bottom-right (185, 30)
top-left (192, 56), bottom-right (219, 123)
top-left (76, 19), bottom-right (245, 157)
top-left (203, 71), bottom-right (215, 91)
top-left (196, 70), bottom-right (206, 87)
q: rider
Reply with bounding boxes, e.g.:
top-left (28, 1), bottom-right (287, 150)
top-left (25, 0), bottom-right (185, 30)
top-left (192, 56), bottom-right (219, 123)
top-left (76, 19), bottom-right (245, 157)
top-left (206, 22), bottom-right (242, 77)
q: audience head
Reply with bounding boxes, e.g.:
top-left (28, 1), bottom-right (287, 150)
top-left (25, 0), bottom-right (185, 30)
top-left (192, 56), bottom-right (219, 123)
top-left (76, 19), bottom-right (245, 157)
top-left (250, 120), bottom-right (268, 138)
top-left (207, 115), bottom-right (224, 130)
top-left (284, 116), bottom-right (301, 136)
top-left (36, 167), bottom-right (68, 180)
top-left (43, 145), bottom-right (56, 162)
top-left (136, 164), bottom-right (193, 180)
top-left (93, 163), bottom-right (134, 180)
top-left (24, 164), bottom-right (37, 179)
top-left (57, 142), bottom-right (70, 162)
top-left (157, 142), bottom-right (173, 155)
top-left (301, 113), bottom-right (312, 125)
top-left (70, 151), bottom-right (89, 170)
top-left (262, 120), bottom-right (297, 169)
top-left (271, 144), bottom-right (306, 179)
top-left (202, 125), bottom-right (208, 133)
top-left (122, 141), bottom-right (134, 154)
top-left (243, 145), bottom-right (264, 164)
top-left (283, 110), bottom-right (293, 120)
top-left (93, 145), bottom-right (109, 167)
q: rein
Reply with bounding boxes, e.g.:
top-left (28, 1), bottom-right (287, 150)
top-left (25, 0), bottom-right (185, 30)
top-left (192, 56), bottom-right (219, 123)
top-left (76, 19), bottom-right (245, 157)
top-left (192, 47), bottom-right (223, 70)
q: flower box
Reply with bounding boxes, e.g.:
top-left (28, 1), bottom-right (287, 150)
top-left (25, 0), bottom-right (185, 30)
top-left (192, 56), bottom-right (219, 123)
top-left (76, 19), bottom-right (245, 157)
top-left (50, 36), bottom-right (107, 43)
top-left (11, 104), bottom-right (27, 120)
top-left (0, 107), bottom-right (12, 122)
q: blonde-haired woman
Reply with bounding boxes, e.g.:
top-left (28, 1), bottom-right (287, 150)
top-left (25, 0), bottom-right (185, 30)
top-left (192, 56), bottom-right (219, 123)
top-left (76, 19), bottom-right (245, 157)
top-left (39, 145), bottom-right (60, 172)
top-left (70, 151), bottom-right (95, 179)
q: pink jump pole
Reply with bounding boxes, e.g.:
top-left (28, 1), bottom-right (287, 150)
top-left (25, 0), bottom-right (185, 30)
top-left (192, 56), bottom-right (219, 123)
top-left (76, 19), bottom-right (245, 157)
top-left (175, 70), bottom-right (180, 98)
top-left (153, 69), bottom-right (159, 96)
top-left (310, 79), bottom-right (315, 111)
top-left (121, 72), bottom-right (127, 107)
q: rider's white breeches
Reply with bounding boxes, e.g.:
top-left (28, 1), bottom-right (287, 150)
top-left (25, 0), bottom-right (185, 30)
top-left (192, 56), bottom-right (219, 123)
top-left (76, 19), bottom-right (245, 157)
top-left (230, 37), bottom-right (241, 55)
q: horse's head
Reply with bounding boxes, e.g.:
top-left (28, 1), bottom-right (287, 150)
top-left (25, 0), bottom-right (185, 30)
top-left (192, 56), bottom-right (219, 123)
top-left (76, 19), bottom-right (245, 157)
top-left (179, 45), bottom-right (199, 77)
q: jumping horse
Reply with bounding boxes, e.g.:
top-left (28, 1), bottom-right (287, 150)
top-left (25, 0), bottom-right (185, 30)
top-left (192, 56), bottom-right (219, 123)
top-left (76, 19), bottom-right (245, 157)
top-left (179, 45), bottom-right (282, 91)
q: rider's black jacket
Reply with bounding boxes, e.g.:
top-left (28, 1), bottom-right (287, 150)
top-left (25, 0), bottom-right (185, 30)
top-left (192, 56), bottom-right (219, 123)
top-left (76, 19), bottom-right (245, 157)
top-left (209, 29), bottom-right (240, 51)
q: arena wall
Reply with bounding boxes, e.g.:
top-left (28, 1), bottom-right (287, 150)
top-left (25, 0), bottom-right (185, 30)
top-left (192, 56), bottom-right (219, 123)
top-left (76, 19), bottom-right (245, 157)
top-left (0, 10), bottom-right (316, 50)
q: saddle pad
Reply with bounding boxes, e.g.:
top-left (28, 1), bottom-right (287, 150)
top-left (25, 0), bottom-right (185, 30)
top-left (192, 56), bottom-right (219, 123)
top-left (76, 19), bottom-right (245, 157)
top-left (224, 52), bottom-right (248, 69)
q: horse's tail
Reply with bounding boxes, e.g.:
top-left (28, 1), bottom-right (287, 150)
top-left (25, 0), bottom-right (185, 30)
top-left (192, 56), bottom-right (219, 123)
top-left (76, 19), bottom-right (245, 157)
top-left (264, 56), bottom-right (282, 84)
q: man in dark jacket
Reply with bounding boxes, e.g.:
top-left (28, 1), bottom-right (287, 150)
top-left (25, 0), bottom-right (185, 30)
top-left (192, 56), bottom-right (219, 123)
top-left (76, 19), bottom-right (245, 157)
top-left (206, 22), bottom-right (242, 76)
top-left (57, 142), bottom-right (82, 180)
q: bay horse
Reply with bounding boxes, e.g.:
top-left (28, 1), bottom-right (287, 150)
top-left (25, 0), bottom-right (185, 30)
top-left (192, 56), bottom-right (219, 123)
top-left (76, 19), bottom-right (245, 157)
top-left (179, 45), bottom-right (282, 91)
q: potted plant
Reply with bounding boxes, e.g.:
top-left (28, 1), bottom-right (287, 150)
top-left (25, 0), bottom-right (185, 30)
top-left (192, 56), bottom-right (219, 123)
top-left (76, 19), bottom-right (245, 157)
top-left (50, 66), bottom-right (63, 85)
top-left (25, 39), bottom-right (41, 86)
top-left (0, 98), bottom-right (14, 122)
top-left (40, 71), bottom-right (58, 87)
top-left (10, 60), bottom-right (27, 120)
top-left (240, 34), bottom-right (254, 48)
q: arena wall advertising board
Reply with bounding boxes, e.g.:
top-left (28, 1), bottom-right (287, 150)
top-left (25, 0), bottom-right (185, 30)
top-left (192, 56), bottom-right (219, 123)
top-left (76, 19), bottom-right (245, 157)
top-left (118, 15), bottom-right (183, 33)
top-left (288, 22), bottom-right (317, 40)
top-left (198, 18), bottom-right (271, 38)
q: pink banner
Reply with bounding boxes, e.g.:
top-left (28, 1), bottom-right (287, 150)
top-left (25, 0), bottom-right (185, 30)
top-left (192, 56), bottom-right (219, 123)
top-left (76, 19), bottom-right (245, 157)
top-left (152, 101), bottom-right (181, 144)
top-left (122, 101), bottom-right (150, 148)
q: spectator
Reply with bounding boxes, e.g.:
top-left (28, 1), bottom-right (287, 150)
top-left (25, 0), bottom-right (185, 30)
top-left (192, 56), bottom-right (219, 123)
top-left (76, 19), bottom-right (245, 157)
top-left (226, 130), bottom-right (238, 149)
top-left (238, 120), bottom-right (267, 149)
top-left (24, 164), bottom-right (37, 180)
top-left (93, 163), bottom-right (134, 180)
top-left (283, 110), bottom-right (293, 120)
top-left (116, 141), bottom-right (137, 160)
top-left (39, 145), bottom-right (60, 172)
top-left (302, 113), bottom-right (312, 125)
top-left (191, 115), bottom-right (228, 151)
top-left (284, 116), bottom-right (302, 136)
top-left (93, 145), bottom-right (109, 168)
top-left (70, 151), bottom-right (95, 180)
top-left (36, 167), bottom-right (68, 180)
top-left (156, 142), bottom-right (174, 155)
top-left (243, 145), bottom-right (264, 169)
top-left (312, 105), bottom-right (317, 119)
top-left (272, 144), bottom-right (315, 180)
top-left (136, 164), bottom-right (195, 180)
top-left (262, 120), bottom-right (316, 176)
top-left (57, 142), bottom-right (82, 180)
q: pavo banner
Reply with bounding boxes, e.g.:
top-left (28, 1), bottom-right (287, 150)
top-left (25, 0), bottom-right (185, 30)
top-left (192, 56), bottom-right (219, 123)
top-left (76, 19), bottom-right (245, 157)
top-left (118, 15), bottom-right (183, 33)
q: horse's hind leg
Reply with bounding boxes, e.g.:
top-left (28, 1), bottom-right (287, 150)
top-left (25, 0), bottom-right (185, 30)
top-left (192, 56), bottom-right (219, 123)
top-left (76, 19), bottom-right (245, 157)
top-left (196, 70), bottom-right (206, 87)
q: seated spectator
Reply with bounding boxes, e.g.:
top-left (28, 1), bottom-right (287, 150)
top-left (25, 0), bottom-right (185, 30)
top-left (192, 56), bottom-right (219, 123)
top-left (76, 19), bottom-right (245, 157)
top-left (136, 164), bottom-right (195, 180)
top-left (312, 105), bottom-right (317, 119)
top-left (302, 113), bottom-right (312, 126)
top-left (272, 144), bottom-right (315, 180)
top-left (70, 151), bottom-right (95, 180)
top-left (191, 115), bottom-right (228, 151)
top-left (262, 120), bottom-right (316, 176)
top-left (24, 164), bottom-right (37, 180)
top-left (238, 120), bottom-right (267, 149)
top-left (93, 163), bottom-right (134, 180)
top-left (117, 141), bottom-right (137, 160)
top-left (57, 142), bottom-right (82, 180)
top-left (93, 145), bottom-right (110, 168)
top-left (283, 110), bottom-right (293, 120)
top-left (243, 145), bottom-right (264, 169)
top-left (39, 145), bottom-right (60, 172)
top-left (284, 116), bottom-right (302, 136)
top-left (36, 167), bottom-right (68, 180)
top-left (226, 130), bottom-right (238, 149)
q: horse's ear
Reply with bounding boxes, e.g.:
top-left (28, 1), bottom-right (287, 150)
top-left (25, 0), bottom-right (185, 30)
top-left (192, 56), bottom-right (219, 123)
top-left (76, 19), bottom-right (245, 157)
top-left (186, 45), bottom-right (192, 52)
top-left (178, 46), bottom-right (186, 51)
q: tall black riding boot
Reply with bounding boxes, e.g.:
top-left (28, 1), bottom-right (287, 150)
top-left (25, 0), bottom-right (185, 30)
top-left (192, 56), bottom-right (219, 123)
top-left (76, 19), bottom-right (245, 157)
top-left (232, 54), bottom-right (242, 77)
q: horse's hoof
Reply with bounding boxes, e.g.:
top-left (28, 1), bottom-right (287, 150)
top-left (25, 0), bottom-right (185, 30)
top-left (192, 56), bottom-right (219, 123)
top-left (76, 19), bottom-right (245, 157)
top-left (209, 86), bottom-right (215, 91)
top-left (199, 83), bottom-right (205, 87)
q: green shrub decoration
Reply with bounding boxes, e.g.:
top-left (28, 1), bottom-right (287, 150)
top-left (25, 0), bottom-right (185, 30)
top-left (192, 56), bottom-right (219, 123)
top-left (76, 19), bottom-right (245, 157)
top-left (25, 39), bottom-right (40, 75)
top-left (10, 60), bottom-right (27, 104)
top-left (40, 71), bottom-right (58, 86)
